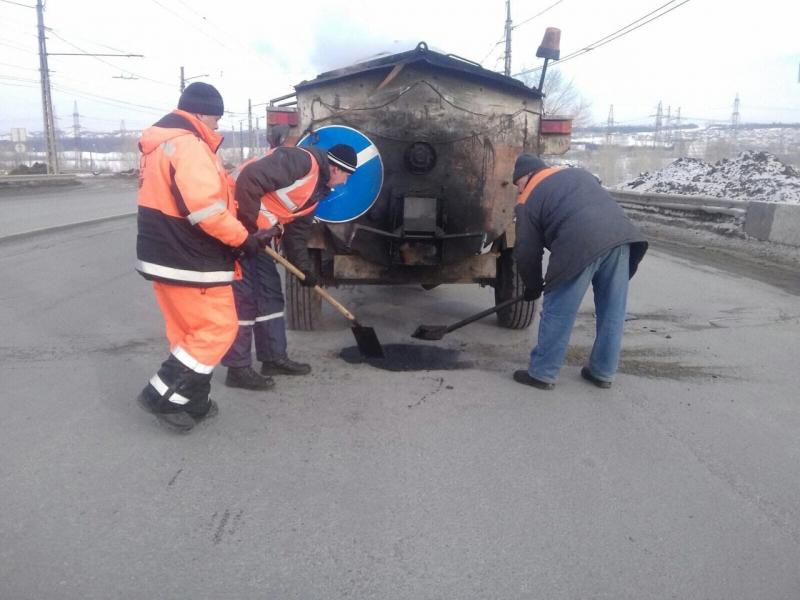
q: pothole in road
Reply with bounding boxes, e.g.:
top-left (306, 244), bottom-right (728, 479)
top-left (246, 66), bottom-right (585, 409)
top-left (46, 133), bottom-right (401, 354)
top-left (339, 343), bottom-right (473, 372)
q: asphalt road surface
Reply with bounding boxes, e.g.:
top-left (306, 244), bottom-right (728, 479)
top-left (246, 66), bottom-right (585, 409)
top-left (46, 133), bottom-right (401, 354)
top-left (2, 184), bottom-right (800, 599)
top-left (0, 177), bottom-right (137, 238)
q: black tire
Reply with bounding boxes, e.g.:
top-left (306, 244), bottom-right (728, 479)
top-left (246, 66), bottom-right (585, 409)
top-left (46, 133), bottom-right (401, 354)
top-left (285, 250), bottom-right (323, 331)
top-left (494, 249), bottom-right (536, 329)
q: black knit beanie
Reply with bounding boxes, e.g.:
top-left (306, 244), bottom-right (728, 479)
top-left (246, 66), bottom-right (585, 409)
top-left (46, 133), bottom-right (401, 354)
top-left (327, 144), bottom-right (358, 173)
top-left (512, 153), bottom-right (547, 183)
top-left (178, 82), bottom-right (224, 117)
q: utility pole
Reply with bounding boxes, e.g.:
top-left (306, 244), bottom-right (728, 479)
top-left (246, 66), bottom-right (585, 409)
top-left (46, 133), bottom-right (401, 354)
top-left (72, 101), bottom-right (81, 170)
top-left (239, 121), bottom-right (244, 163)
top-left (653, 101), bottom-right (663, 148)
top-left (180, 66), bottom-right (210, 92)
top-left (120, 120), bottom-right (129, 170)
top-left (731, 93), bottom-right (740, 129)
top-left (503, 0), bottom-right (512, 76)
top-left (606, 104), bottom-right (614, 144)
top-left (247, 98), bottom-right (253, 157)
top-left (730, 93), bottom-right (740, 148)
top-left (33, 0), bottom-right (142, 174)
top-left (36, 0), bottom-right (59, 174)
top-left (665, 105), bottom-right (672, 143)
top-left (255, 117), bottom-right (261, 154)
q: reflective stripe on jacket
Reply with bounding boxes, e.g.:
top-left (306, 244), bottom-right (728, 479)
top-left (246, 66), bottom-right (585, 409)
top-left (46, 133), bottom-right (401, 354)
top-left (516, 167), bottom-right (564, 204)
top-left (513, 167), bottom-right (648, 293)
top-left (136, 110), bottom-right (248, 286)
top-left (230, 147), bottom-right (320, 231)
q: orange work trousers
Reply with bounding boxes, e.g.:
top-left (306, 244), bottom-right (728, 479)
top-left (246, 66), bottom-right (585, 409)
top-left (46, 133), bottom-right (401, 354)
top-left (152, 282), bottom-right (238, 368)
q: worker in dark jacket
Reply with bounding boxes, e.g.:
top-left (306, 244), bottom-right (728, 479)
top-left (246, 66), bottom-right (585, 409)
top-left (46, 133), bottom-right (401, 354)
top-left (135, 82), bottom-right (267, 432)
top-left (511, 154), bottom-right (648, 390)
top-left (220, 141), bottom-right (358, 390)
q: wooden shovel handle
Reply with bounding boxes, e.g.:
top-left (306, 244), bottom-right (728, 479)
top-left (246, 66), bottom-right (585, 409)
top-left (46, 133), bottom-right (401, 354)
top-left (262, 245), bottom-right (357, 323)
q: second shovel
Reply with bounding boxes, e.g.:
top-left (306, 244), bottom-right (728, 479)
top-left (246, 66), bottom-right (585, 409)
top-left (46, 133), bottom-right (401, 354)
top-left (412, 295), bottom-right (526, 341)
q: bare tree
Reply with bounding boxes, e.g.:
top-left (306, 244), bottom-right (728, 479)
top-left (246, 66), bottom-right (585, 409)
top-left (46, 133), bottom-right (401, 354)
top-left (519, 68), bottom-right (594, 127)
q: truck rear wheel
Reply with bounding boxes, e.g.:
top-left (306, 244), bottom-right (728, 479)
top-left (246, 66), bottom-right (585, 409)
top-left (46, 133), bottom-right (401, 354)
top-left (285, 250), bottom-right (322, 331)
top-left (495, 249), bottom-right (536, 329)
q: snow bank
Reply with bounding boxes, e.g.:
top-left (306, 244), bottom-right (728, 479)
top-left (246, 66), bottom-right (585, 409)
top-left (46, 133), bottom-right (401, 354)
top-left (617, 151), bottom-right (800, 204)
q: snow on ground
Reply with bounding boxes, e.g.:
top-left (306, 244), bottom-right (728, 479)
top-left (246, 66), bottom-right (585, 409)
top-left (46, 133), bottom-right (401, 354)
top-left (617, 151), bottom-right (800, 204)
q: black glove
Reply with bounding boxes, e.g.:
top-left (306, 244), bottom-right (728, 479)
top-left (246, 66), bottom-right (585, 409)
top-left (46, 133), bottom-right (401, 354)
top-left (233, 234), bottom-right (262, 259)
top-left (523, 285), bottom-right (541, 302)
top-left (299, 269), bottom-right (318, 287)
top-left (253, 226), bottom-right (280, 244)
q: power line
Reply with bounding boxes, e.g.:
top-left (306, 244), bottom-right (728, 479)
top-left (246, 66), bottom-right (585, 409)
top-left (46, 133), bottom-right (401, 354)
top-left (0, 60), bottom-right (38, 71)
top-left (50, 82), bottom-right (169, 114)
top-left (512, 0), bottom-right (565, 30)
top-left (47, 28), bottom-right (174, 87)
top-left (0, 39), bottom-right (36, 53)
top-left (0, 80), bottom-right (38, 90)
top-left (0, 74), bottom-right (39, 84)
top-left (150, 0), bottom-right (277, 74)
top-left (148, 0), bottom-right (238, 54)
top-left (480, 0), bottom-right (565, 67)
top-left (514, 0), bottom-right (692, 77)
top-left (0, 0), bottom-right (35, 7)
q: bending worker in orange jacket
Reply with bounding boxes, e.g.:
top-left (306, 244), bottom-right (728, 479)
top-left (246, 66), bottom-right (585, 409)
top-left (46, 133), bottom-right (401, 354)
top-left (135, 82), bottom-right (267, 432)
top-left (220, 137), bottom-right (358, 390)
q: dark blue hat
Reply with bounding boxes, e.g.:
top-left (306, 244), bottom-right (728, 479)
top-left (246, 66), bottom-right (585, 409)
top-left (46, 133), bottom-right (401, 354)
top-left (178, 82), bottom-right (224, 117)
top-left (513, 154), bottom-right (546, 182)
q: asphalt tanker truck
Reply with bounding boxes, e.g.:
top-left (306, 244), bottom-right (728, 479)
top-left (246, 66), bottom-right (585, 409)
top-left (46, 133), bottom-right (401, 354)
top-left (266, 29), bottom-right (571, 331)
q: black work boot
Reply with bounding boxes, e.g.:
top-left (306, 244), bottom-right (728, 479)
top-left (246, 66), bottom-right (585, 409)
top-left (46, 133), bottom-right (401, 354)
top-left (137, 391), bottom-right (206, 434)
top-left (136, 388), bottom-right (161, 415)
top-left (225, 366), bottom-right (276, 390)
top-left (155, 411), bottom-right (197, 433)
top-left (580, 367), bottom-right (612, 389)
top-left (153, 400), bottom-right (218, 433)
top-left (512, 370), bottom-right (555, 390)
top-left (261, 356), bottom-right (311, 376)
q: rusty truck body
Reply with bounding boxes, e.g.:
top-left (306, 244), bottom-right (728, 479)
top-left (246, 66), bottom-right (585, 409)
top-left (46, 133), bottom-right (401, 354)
top-left (268, 40), bottom-right (571, 331)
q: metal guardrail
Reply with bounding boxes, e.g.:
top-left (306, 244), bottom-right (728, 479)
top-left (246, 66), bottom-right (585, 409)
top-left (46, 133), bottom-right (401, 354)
top-left (0, 174), bottom-right (78, 185)
top-left (608, 189), bottom-right (747, 218)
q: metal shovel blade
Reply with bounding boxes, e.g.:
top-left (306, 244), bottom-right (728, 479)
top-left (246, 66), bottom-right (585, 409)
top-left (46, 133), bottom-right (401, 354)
top-left (411, 295), bottom-right (527, 342)
top-left (352, 323), bottom-right (385, 359)
top-left (411, 324), bottom-right (449, 341)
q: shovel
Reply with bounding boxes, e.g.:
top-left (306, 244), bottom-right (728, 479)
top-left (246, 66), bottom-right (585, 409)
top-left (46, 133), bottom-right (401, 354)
top-left (263, 246), bottom-right (385, 359)
top-left (412, 295), bottom-right (525, 341)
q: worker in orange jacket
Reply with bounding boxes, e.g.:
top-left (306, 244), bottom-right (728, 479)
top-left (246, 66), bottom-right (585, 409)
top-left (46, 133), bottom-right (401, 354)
top-left (220, 134), bottom-right (357, 390)
top-left (135, 82), bottom-right (267, 432)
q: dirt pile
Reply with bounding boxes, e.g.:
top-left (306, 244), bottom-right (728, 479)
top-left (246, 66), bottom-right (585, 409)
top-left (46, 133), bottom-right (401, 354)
top-left (617, 151), bottom-right (800, 204)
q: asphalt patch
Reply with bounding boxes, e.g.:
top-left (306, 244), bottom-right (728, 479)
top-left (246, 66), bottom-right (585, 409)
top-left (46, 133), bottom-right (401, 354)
top-left (340, 343), bottom-right (472, 372)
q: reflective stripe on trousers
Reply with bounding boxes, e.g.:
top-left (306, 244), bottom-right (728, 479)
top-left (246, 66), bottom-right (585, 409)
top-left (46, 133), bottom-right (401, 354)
top-left (221, 250), bottom-right (288, 368)
top-left (145, 282), bottom-right (238, 413)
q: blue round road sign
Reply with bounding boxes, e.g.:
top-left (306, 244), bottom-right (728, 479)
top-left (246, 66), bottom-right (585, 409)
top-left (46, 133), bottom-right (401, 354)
top-left (298, 125), bottom-right (383, 223)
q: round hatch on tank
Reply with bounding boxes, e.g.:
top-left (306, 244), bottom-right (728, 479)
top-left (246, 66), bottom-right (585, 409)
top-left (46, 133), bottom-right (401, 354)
top-left (404, 141), bottom-right (437, 174)
top-left (298, 125), bottom-right (383, 223)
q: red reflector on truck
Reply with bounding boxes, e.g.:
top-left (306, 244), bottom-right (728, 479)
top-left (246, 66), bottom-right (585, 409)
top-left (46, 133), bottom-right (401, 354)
top-left (540, 119), bottom-right (572, 134)
top-left (267, 110), bottom-right (298, 126)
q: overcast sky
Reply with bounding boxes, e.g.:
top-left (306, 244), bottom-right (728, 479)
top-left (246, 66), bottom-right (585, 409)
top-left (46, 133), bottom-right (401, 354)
top-left (1, 0), bottom-right (798, 135)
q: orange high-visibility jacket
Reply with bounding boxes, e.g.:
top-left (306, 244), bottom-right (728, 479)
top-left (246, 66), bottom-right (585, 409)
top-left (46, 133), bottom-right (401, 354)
top-left (231, 148), bottom-right (319, 231)
top-left (136, 110), bottom-right (248, 286)
top-left (232, 146), bottom-right (331, 233)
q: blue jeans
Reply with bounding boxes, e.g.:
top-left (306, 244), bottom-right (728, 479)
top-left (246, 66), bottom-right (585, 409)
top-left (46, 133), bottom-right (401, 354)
top-left (528, 244), bottom-right (630, 384)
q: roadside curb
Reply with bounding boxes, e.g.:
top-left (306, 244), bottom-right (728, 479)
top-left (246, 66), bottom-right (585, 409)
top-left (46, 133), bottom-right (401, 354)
top-left (0, 174), bottom-right (80, 190)
top-left (0, 212), bottom-right (136, 244)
